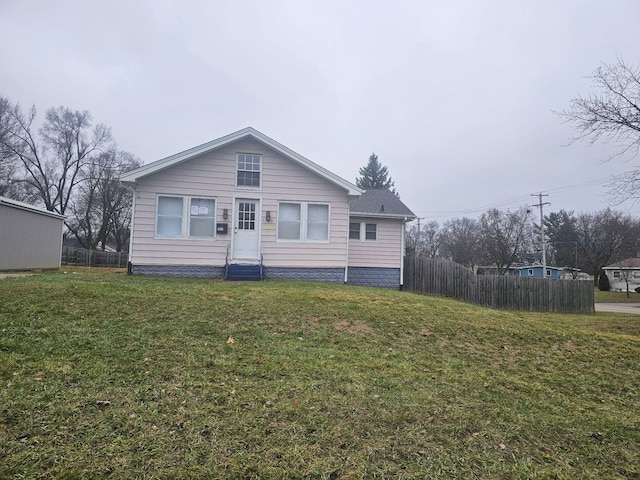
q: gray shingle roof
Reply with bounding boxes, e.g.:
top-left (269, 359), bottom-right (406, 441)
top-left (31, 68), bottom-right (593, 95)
top-left (604, 257), bottom-right (640, 268)
top-left (349, 189), bottom-right (415, 218)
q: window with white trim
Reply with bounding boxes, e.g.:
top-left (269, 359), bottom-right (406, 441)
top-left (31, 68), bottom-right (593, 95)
top-left (365, 223), bottom-right (377, 241)
top-left (278, 203), bottom-right (301, 239)
top-left (237, 154), bottom-right (261, 188)
top-left (277, 202), bottom-right (329, 241)
top-left (156, 195), bottom-right (216, 239)
top-left (613, 271), bottom-right (621, 279)
top-left (189, 198), bottom-right (216, 237)
top-left (157, 196), bottom-right (184, 237)
top-left (349, 222), bottom-right (378, 241)
top-left (307, 204), bottom-right (329, 241)
top-left (349, 222), bottom-right (361, 239)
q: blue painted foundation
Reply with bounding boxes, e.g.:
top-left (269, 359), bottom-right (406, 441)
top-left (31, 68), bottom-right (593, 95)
top-left (131, 264), bottom-right (401, 289)
top-left (347, 267), bottom-right (401, 289)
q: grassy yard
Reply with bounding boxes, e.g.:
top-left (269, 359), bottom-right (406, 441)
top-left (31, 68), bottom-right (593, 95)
top-left (594, 288), bottom-right (640, 303)
top-left (1, 269), bottom-right (639, 479)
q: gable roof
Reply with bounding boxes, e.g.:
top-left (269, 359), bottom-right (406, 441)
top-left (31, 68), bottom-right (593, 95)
top-left (120, 127), bottom-right (362, 196)
top-left (0, 196), bottom-right (65, 219)
top-left (349, 189), bottom-right (416, 220)
top-left (604, 257), bottom-right (640, 269)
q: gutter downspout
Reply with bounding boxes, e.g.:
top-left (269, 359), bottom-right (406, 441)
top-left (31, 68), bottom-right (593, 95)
top-left (400, 217), bottom-right (407, 288)
top-left (344, 202), bottom-right (350, 283)
top-left (127, 187), bottom-right (137, 274)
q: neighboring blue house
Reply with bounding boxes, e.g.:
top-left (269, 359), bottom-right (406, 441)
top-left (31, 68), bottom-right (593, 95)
top-left (506, 265), bottom-right (564, 279)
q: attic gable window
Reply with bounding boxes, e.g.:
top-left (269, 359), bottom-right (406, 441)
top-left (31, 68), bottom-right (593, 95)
top-left (237, 154), bottom-right (261, 188)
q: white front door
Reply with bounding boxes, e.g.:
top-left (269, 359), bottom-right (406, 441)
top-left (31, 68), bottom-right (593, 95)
top-left (232, 199), bottom-right (260, 261)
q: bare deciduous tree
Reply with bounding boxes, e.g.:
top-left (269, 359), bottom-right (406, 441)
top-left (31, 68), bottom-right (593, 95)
top-left (405, 220), bottom-right (441, 258)
top-left (0, 96), bottom-right (24, 198)
top-left (558, 58), bottom-right (640, 202)
top-left (66, 150), bottom-right (140, 251)
top-left (478, 208), bottom-right (532, 274)
top-left (439, 217), bottom-right (482, 268)
top-left (0, 98), bottom-right (112, 214)
top-left (574, 208), bottom-right (640, 283)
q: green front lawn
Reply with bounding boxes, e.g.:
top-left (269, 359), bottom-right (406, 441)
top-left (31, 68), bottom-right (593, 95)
top-left (595, 288), bottom-right (640, 303)
top-left (1, 269), bottom-right (639, 479)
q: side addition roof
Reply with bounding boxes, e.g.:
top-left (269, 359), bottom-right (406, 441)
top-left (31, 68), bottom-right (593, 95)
top-left (119, 127), bottom-right (363, 196)
top-left (349, 189), bottom-right (416, 220)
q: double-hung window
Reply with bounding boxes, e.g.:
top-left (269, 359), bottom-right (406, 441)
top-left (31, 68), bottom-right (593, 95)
top-left (349, 222), bottom-right (377, 241)
top-left (156, 195), bottom-right (216, 239)
top-left (349, 222), bottom-right (361, 239)
top-left (365, 223), bottom-right (377, 240)
top-left (157, 196), bottom-right (184, 237)
top-left (277, 202), bottom-right (329, 241)
top-left (237, 154), bottom-right (261, 188)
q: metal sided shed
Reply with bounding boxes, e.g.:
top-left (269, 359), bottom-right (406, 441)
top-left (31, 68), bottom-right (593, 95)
top-left (0, 196), bottom-right (65, 270)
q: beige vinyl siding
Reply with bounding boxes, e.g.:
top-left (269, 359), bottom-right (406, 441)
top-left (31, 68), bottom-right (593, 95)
top-left (130, 138), bottom-right (350, 268)
top-left (348, 216), bottom-right (403, 269)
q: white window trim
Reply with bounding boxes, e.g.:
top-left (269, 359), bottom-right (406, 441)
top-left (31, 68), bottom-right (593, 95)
top-left (348, 222), bottom-right (378, 241)
top-left (236, 153), bottom-right (262, 191)
top-left (155, 194), bottom-right (217, 240)
top-left (349, 222), bottom-right (361, 240)
top-left (365, 223), bottom-right (378, 241)
top-left (276, 201), bottom-right (330, 243)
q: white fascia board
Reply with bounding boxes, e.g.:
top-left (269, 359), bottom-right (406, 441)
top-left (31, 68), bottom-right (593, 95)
top-left (348, 212), bottom-right (417, 221)
top-left (249, 129), bottom-right (362, 196)
top-left (119, 127), bottom-right (363, 196)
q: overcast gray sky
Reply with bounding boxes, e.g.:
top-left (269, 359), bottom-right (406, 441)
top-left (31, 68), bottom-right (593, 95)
top-left (2, 0), bottom-right (639, 222)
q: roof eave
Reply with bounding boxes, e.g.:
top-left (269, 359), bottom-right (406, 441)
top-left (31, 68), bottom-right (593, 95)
top-left (0, 196), bottom-right (66, 219)
top-left (349, 212), bottom-right (416, 221)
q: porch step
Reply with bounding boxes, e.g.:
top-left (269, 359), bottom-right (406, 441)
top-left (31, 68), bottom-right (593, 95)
top-left (226, 263), bottom-right (263, 281)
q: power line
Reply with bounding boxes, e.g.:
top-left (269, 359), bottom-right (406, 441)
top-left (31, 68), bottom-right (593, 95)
top-left (414, 177), bottom-right (612, 220)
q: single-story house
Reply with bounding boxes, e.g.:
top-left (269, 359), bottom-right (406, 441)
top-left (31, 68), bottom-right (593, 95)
top-left (120, 127), bottom-right (415, 289)
top-left (507, 265), bottom-right (565, 279)
top-left (602, 258), bottom-right (640, 292)
top-left (0, 196), bottom-right (65, 270)
top-left (476, 264), bottom-right (568, 279)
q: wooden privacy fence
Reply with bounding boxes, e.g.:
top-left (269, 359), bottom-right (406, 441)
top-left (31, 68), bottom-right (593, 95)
top-left (61, 247), bottom-right (128, 268)
top-left (404, 257), bottom-right (594, 313)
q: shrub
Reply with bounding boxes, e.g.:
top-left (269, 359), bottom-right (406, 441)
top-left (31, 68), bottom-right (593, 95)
top-left (598, 271), bottom-right (611, 291)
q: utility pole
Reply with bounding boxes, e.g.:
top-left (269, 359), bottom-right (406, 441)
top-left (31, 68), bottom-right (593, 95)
top-left (416, 217), bottom-right (424, 256)
top-left (531, 193), bottom-right (550, 277)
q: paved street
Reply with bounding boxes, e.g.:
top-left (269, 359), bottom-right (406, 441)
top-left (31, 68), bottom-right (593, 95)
top-left (595, 303), bottom-right (640, 314)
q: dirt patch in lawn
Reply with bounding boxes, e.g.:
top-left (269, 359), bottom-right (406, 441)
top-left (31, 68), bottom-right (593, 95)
top-left (334, 319), bottom-right (375, 334)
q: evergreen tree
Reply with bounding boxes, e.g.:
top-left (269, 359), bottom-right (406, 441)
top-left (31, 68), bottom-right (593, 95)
top-left (598, 271), bottom-right (610, 291)
top-left (356, 153), bottom-right (397, 195)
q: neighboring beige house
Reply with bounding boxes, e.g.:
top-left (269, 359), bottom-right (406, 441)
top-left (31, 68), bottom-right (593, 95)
top-left (120, 127), bottom-right (415, 288)
top-left (0, 196), bottom-right (65, 270)
top-left (602, 258), bottom-right (640, 292)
